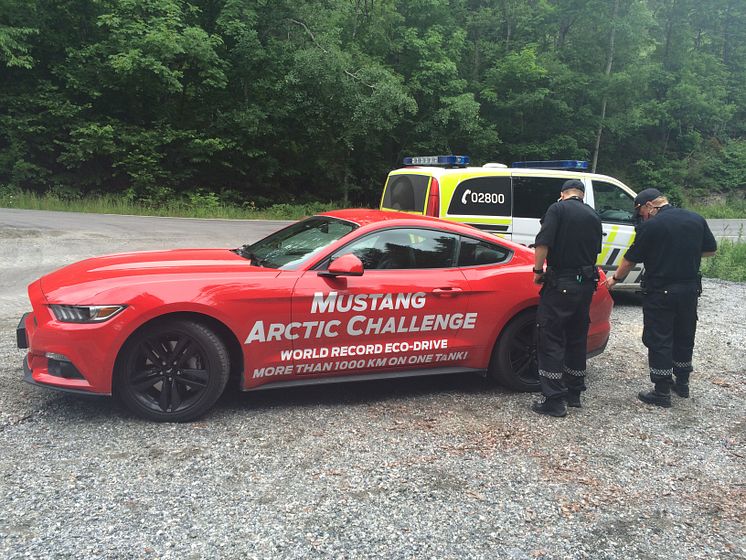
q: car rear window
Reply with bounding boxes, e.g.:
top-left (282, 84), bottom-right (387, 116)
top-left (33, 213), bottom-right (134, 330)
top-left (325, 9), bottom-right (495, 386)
top-left (458, 237), bottom-right (512, 266)
top-left (381, 174), bottom-right (430, 212)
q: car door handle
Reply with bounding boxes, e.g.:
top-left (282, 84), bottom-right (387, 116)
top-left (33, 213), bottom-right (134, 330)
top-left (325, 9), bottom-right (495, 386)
top-left (432, 287), bottom-right (463, 295)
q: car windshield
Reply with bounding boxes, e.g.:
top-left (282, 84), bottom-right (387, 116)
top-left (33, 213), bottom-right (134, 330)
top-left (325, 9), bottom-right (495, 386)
top-left (234, 216), bottom-right (358, 269)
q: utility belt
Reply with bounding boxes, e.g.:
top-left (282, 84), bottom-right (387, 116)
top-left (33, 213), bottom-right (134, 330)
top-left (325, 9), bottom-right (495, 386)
top-left (640, 272), bottom-right (702, 296)
top-left (544, 265), bottom-right (599, 290)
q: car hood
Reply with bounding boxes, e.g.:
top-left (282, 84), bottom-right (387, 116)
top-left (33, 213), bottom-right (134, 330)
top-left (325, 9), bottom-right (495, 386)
top-left (39, 248), bottom-right (274, 301)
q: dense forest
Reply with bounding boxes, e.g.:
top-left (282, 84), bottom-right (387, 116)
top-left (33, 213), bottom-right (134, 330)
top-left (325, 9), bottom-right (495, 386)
top-left (1, 0), bottom-right (745, 208)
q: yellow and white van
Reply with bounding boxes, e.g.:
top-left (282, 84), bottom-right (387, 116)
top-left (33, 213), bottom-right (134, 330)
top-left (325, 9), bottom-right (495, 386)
top-left (380, 156), bottom-right (641, 290)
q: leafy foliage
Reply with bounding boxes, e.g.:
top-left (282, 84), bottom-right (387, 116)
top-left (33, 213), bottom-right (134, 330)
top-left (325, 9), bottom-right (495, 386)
top-left (0, 0), bottom-right (744, 208)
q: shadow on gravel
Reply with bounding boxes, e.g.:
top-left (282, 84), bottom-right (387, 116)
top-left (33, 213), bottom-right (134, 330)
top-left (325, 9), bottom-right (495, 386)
top-left (218, 372), bottom-right (510, 415)
top-left (24, 372), bottom-right (514, 423)
top-left (23, 391), bottom-right (123, 423)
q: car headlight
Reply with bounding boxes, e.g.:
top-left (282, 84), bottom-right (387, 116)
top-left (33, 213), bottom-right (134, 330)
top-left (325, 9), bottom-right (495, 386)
top-left (49, 305), bottom-right (126, 323)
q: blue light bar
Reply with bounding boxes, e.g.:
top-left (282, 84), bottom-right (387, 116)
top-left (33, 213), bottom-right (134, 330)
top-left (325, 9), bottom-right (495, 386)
top-left (511, 160), bottom-right (589, 170)
top-left (403, 155), bottom-right (471, 166)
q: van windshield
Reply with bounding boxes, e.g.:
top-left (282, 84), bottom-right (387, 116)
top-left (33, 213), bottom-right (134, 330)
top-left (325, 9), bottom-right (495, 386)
top-left (381, 174), bottom-right (430, 212)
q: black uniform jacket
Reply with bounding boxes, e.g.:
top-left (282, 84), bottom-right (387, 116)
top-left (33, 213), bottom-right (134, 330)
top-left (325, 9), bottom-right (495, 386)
top-left (535, 197), bottom-right (603, 270)
top-left (624, 205), bottom-right (717, 288)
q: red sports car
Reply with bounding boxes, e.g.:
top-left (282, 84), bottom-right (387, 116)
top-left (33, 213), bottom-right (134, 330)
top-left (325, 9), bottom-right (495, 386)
top-left (17, 209), bottom-right (612, 421)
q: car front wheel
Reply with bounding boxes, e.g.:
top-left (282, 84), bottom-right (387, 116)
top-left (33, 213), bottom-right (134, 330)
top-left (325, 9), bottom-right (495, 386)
top-left (115, 319), bottom-right (230, 422)
top-left (488, 310), bottom-right (540, 392)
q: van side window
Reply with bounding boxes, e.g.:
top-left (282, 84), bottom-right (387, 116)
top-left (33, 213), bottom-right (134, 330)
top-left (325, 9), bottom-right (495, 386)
top-left (382, 175), bottom-right (430, 212)
top-left (593, 181), bottom-right (635, 224)
top-left (458, 237), bottom-right (512, 266)
top-left (513, 177), bottom-right (567, 218)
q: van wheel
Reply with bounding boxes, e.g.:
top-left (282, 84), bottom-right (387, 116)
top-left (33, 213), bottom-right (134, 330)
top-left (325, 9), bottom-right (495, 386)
top-left (488, 310), bottom-right (540, 392)
top-left (115, 320), bottom-right (230, 422)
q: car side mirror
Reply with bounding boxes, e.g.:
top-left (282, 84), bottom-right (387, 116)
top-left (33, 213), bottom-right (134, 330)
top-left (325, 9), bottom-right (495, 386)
top-left (318, 253), bottom-right (364, 277)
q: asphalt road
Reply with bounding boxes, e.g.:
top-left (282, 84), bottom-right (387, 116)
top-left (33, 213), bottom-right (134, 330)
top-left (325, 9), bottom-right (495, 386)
top-left (0, 208), bottom-right (744, 559)
top-left (0, 209), bottom-right (291, 312)
top-left (706, 218), bottom-right (746, 241)
top-left (1, 208), bottom-right (741, 240)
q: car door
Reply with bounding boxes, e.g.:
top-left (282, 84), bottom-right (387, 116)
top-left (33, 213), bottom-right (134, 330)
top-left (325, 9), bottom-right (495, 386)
top-left (587, 179), bottom-right (641, 285)
top-left (290, 227), bottom-right (474, 379)
top-left (455, 235), bottom-right (528, 368)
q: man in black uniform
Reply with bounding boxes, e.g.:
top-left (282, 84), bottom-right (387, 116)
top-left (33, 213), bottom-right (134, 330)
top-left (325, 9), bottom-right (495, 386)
top-left (606, 188), bottom-right (717, 407)
top-left (532, 179), bottom-right (603, 417)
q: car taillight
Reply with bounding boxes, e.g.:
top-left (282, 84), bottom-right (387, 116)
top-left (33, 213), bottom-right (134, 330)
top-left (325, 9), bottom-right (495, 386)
top-left (426, 177), bottom-right (440, 216)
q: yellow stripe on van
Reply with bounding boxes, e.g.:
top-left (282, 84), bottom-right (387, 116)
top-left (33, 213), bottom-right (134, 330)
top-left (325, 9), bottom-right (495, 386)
top-left (598, 225), bottom-right (619, 265)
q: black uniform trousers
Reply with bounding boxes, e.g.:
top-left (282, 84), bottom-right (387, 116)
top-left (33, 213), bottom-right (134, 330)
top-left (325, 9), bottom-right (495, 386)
top-left (642, 284), bottom-right (698, 386)
top-left (536, 276), bottom-right (596, 400)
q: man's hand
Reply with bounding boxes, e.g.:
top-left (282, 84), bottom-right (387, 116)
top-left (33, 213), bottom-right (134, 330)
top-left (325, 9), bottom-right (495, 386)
top-left (605, 258), bottom-right (635, 290)
top-left (533, 272), bottom-right (545, 285)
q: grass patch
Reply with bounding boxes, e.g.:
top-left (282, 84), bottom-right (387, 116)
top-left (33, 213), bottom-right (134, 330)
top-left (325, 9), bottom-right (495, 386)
top-left (688, 198), bottom-right (746, 218)
top-left (701, 238), bottom-right (746, 282)
top-left (0, 189), bottom-right (341, 220)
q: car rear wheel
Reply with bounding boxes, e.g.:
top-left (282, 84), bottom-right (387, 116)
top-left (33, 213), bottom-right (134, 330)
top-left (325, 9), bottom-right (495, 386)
top-left (489, 310), bottom-right (540, 392)
top-left (115, 319), bottom-right (230, 422)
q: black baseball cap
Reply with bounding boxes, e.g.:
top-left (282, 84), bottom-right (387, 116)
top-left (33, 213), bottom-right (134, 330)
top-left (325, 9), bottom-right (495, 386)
top-left (634, 188), bottom-right (663, 207)
top-left (560, 179), bottom-right (585, 193)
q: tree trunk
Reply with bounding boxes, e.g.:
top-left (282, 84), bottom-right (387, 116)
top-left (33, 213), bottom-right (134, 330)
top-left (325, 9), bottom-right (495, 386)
top-left (592, 0), bottom-right (619, 173)
top-left (502, 0), bottom-right (512, 51)
top-left (472, 27), bottom-right (481, 82)
top-left (723, 0), bottom-right (733, 65)
top-left (663, 0), bottom-right (676, 69)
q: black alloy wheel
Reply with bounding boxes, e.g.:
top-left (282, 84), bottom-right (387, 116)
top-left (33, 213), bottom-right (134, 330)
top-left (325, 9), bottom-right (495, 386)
top-left (116, 320), bottom-right (230, 422)
top-left (489, 310), bottom-right (540, 392)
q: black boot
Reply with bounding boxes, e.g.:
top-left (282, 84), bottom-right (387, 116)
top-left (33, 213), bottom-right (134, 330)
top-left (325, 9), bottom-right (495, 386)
top-left (638, 381), bottom-right (672, 408)
top-left (672, 374), bottom-right (690, 398)
top-left (532, 397), bottom-right (567, 417)
top-left (567, 390), bottom-right (582, 408)
top-left (672, 381), bottom-right (690, 398)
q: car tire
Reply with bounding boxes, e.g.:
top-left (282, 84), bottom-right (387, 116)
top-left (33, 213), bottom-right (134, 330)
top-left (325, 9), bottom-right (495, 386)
top-left (488, 310), bottom-right (540, 392)
top-left (115, 319), bottom-right (230, 422)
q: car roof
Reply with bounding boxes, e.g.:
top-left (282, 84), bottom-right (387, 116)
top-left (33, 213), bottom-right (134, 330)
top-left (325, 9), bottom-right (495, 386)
top-left (318, 208), bottom-right (532, 254)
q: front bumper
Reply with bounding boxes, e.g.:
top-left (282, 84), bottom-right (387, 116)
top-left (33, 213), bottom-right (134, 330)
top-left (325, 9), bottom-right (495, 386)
top-left (19, 310), bottom-right (112, 396)
top-left (23, 355), bottom-right (108, 397)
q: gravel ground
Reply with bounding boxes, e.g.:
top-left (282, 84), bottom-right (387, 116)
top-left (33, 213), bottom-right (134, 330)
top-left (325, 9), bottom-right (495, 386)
top-left (0, 211), bottom-right (744, 559)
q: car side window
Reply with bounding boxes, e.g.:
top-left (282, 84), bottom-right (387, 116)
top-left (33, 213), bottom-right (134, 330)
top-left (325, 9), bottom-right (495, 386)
top-left (513, 176), bottom-right (568, 219)
top-left (592, 180), bottom-right (636, 224)
top-left (458, 237), bottom-right (512, 267)
top-left (333, 228), bottom-right (459, 270)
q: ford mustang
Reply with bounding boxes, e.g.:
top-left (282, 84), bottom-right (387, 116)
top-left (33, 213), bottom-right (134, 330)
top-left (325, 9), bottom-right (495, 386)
top-left (17, 209), bottom-right (613, 421)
